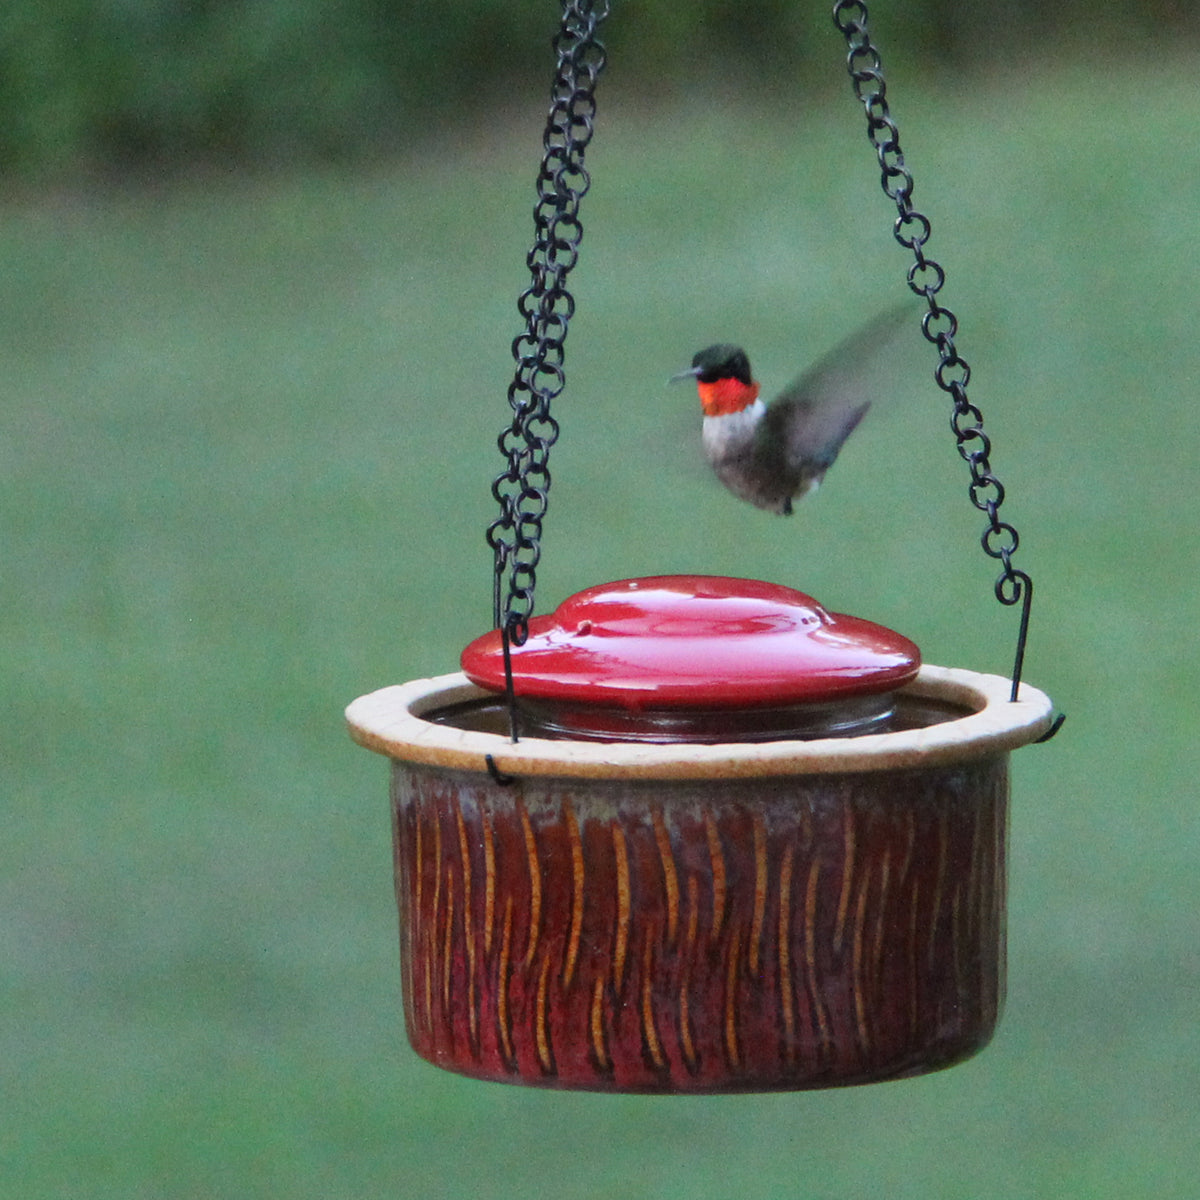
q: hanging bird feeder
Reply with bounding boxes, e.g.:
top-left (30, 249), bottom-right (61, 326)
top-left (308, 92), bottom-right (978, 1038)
top-left (346, 1), bottom-right (1061, 1093)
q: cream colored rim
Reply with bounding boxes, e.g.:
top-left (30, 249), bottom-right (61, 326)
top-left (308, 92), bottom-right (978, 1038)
top-left (345, 665), bottom-right (1053, 780)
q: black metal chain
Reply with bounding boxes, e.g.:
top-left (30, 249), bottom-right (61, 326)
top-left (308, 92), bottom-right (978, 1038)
top-left (486, 0), bottom-right (609, 653)
top-left (833, 1), bottom-right (1056, 728)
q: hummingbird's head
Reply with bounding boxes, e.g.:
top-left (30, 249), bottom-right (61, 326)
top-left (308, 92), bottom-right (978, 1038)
top-left (671, 344), bottom-right (760, 417)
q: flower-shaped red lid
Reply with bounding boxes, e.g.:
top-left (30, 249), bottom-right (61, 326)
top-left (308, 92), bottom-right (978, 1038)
top-left (461, 576), bottom-right (920, 711)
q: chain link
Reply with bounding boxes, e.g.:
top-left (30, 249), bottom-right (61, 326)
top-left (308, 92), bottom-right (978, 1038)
top-left (833, 0), bottom-right (1040, 701)
top-left (486, 0), bottom-right (609, 646)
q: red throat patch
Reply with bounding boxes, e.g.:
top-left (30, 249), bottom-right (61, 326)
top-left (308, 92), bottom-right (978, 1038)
top-left (697, 377), bottom-right (760, 417)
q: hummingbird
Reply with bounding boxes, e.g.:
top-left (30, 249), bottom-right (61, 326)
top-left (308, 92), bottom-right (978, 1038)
top-left (671, 308), bottom-right (911, 516)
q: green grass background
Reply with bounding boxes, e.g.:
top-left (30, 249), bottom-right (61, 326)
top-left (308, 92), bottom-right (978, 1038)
top-left (4, 52), bottom-right (1199, 1199)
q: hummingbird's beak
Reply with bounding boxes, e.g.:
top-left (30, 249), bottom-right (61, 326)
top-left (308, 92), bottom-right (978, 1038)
top-left (668, 365), bottom-right (702, 386)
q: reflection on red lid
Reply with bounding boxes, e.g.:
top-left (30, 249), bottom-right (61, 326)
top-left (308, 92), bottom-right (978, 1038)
top-left (461, 576), bottom-right (920, 710)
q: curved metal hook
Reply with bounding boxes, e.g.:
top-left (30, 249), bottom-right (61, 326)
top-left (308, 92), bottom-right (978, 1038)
top-left (485, 754), bottom-right (517, 786)
top-left (1035, 712), bottom-right (1067, 743)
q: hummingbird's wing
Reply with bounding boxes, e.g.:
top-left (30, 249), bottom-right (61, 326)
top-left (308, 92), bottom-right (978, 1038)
top-left (762, 304), bottom-right (916, 481)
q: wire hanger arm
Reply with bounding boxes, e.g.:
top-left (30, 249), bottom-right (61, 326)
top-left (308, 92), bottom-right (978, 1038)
top-left (832, 2), bottom-right (1062, 737)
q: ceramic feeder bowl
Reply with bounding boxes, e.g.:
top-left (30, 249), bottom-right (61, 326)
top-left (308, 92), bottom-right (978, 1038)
top-left (346, 576), bottom-right (1053, 1092)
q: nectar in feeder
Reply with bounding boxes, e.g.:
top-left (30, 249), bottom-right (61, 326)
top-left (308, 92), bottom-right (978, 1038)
top-left (346, 575), bottom-right (1053, 1092)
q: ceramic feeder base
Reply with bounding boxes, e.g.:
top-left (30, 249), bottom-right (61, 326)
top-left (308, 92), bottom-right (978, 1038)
top-left (390, 757), bottom-right (1007, 1093)
top-left (347, 665), bottom-right (1053, 1093)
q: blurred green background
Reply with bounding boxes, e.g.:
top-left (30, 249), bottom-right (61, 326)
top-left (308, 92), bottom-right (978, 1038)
top-left (4, 3), bottom-right (1199, 1197)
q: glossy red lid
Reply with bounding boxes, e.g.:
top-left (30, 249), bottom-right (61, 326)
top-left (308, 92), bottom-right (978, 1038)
top-left (461, 576), bottom-right (920, 711)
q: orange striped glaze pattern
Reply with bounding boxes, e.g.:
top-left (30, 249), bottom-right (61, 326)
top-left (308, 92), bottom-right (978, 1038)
top-left (389, 759), bottom-right (1008, 1091)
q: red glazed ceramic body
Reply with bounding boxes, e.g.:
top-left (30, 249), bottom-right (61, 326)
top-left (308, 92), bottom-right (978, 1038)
top-left (348, 667), bottom-right (1054, 1092)
top-left (392, 757), bottom-right (1006, 1091)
